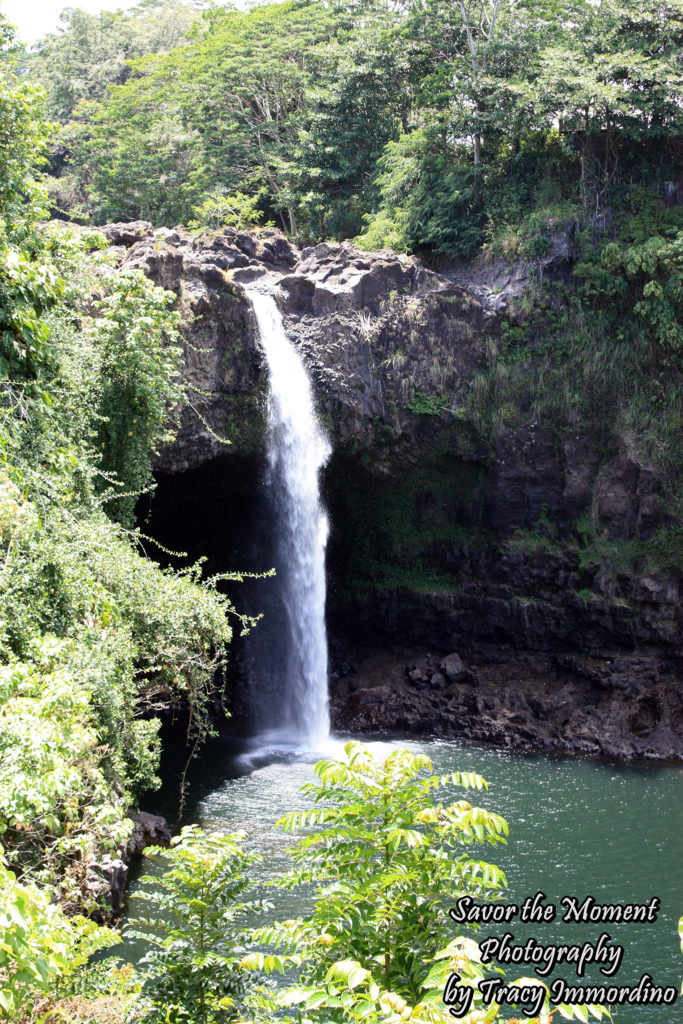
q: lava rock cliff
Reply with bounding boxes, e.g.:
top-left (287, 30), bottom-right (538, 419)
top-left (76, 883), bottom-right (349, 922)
top-left (104, 221), bottom-right (681, 761)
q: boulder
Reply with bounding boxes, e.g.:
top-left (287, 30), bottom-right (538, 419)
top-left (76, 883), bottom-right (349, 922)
top-left (441, 653), bottom-right (467, 683)
top-left (279, 243), bottom-right (422, 315)
top-left (430, 671), bottom-right (447, 690)
top-left (100, 220), bottom-right (153, 247)
top-left (127, 810), bottom-right (172, 857)
top-left (123, 242), bottom-right (184, 291)
top-left (358, 684), bottom-right (391, 705)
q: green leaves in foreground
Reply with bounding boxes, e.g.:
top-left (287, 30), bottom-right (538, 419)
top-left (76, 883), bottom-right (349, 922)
top-left (127, 826), bottom-right (271, 1024)
top-left (254, 742), bottom-right (508, 1013)
top-left (0, 845), bottom-right (119, 1017)
top-left (243, 743), bottom-right (609, 1024)
top-left (105, 745), bottom-right (617, 1024)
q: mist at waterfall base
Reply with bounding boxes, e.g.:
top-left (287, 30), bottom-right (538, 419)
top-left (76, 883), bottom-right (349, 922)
top-left (242, 290), bottom-right (332, 758)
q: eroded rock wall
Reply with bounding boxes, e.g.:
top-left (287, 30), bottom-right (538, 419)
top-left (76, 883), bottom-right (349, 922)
top-left (104, 222), bottom-right (682, 760)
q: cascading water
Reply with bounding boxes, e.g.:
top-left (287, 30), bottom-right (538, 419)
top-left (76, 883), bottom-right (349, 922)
top-left (245, 289), bottom-right (331, 750)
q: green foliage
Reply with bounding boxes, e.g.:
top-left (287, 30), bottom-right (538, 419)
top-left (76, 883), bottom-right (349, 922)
top-left (49, 1), bottom-right (352, 230)
top-left (584, 228), bottom-right (683, 364)
top-left (0, 845), bottom-right (120, 1016)
top-left (0, 389), bottom-right (241, 976)
top-left (0, 636), bottom-right (131, 893)
top-left (0, 227), bottom-right (63, 380)
top-left (0, 36), bottom-right (47, 222)
top-left (0, 24), bottom-right (60, 381)
top-left (25, 0), bottom-right (205, 122)
top-left (353, 210), bottom-right (411, 255)
top-left (0, 16), bottom-right (246, 993)
top-left (406, 392), bottom-right (450, 417)
top-left (127, 826), bottom-right (267, 1024)
top-left (418, 940), bottom-right (609, 1024)
top-left (355, 128), bottom-right (484, 260)
top-left (0, 355), bottom-right (239, 891)
top-left (250, 742), bottom-right (507, 1016)
top-left (242, 744), bottom-right (602, 1024)
top-left (189, 190), bottom-right (270, 231)
top-left (0, 228), bottom-right (239, 759)
top-left (571, 514), bottom-right (683, 578)
top-left (89, 268), bottom-right (183, 525)
top-left (25, 0), bottom-right (683, 263)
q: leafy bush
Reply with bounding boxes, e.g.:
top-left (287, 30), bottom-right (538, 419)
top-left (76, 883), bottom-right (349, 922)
top-left (355, 129), bottom-right (484, 261)
top-left (597, 230), bottom-right (683, 365)
top-left (112, 746), bottom-right (608, 1024)
top-left (0, 847), bottom-right (119, 1017)
top-left (0, 395), bottom-right (240, 898)
top-left (189, 190), bottom-right (270, 231)
top-left (0, 35), bottom-right (58, 381)
top-left (128, 826), bottom-right (268, 1023)
top-left (0, 637), bottom-right (131, 895)
top-left (89, 267), bottom-right (183, 526)
top-left (245, 744), bottom-right (601, 1024)
top-left (248, 742), bottom-right (508, 1016)
top-left (406, 392), bottom-right (450, 417)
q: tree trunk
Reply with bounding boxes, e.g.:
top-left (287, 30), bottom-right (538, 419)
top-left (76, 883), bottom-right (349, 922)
top-left (473, 132), bottom-right (482, 201)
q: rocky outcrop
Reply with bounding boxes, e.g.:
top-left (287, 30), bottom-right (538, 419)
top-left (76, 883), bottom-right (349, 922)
top-left (104, 222), bottom-right (681, 761)
top-left (107, 221), bottom-right (289, 472)
top-left (86, 854), bottom-right (129, 918)
top-left (594, 454), bottom-right (664, 540)
top-left (277, 240), bottom-right (427, 315)
top-left (106, 221), bottom-right (494, 472)
top-left (126, 810), bottom-right (172, 856)
top-left (329, 644), bottom-right (681, 761)
top-left (326, 540), bottom-right (682, 760)
top-left (86, 810), bottom-right (171, 918)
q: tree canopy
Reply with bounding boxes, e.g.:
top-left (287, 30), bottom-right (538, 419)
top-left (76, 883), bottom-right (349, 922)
top-left (26, 0), bottom-right (682, 254)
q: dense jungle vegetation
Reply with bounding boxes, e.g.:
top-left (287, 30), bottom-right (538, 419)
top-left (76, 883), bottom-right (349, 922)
top-left (0, 0), bottom-right (681, 1018)
top-left (27, 0), bottom-right (682, 253)
top-left (0, 7), bottom-right (247, 1015)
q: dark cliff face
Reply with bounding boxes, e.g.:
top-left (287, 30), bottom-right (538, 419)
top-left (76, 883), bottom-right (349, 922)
top-left (107, 221), bottom-right (682, 762)
top-left (106, 220), bottom-right (496, 471)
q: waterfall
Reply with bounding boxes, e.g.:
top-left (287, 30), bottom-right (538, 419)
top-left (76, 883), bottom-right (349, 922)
top-left (246, 289), bottom-right (331, 749)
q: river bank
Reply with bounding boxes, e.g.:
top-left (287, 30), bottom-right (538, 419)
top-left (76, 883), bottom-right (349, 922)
top-left (327, 645), bottom-right (683, 762)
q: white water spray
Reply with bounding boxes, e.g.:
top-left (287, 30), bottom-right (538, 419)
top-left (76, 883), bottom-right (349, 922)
top-left (246, 290), bottom-right (331, 750)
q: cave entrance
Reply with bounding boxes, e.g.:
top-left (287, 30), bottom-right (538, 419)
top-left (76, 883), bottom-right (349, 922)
top-left (138, 453), bottom-right (271, 730)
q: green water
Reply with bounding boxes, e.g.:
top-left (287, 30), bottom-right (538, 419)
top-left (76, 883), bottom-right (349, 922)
top-left (124, 735), bottom-right (683, 1022)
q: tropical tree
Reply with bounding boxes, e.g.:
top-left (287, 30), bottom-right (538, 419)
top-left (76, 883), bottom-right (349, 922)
top-left (25, 0), bottom-right (205, 121)
top-left (247, 743), bottom-right (508, 1011)
top-left (127, 826), bottom-right (269, 1024)
top-left (241, 743), bottom-right (604, 1024)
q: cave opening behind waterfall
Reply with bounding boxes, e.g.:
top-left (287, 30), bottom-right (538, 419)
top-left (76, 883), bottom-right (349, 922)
top-left (137, 450), bottom-right (357, 738)
top-left (138, 453), bottom-right (268, 735)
